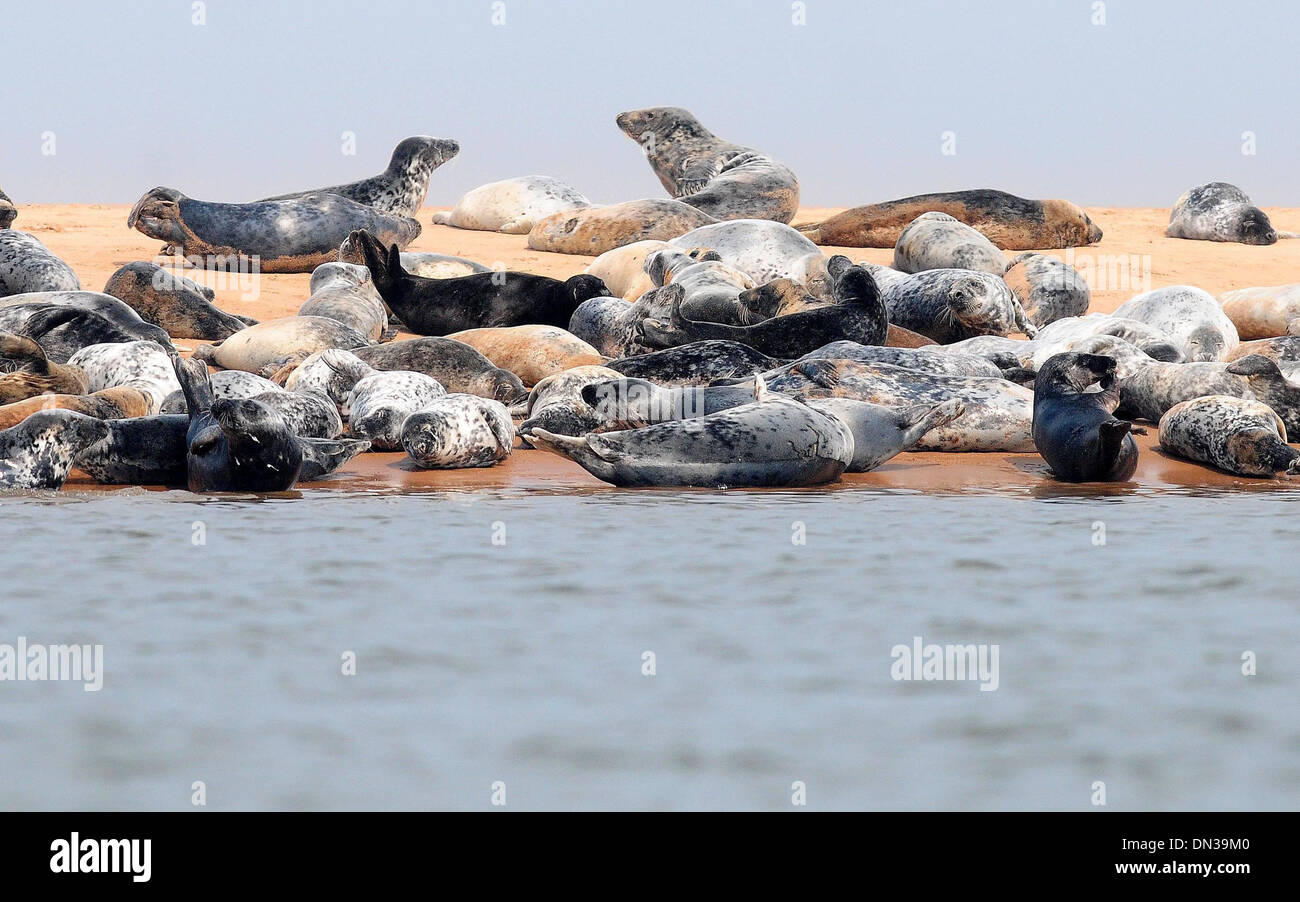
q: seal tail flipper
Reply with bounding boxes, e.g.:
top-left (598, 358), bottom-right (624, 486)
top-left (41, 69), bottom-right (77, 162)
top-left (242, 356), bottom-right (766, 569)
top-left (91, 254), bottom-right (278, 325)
top-left (791, 359), bottom-right (842, 391)
top-left (1011, 297), bottom-right (1039, 339)
top-left (900, 399), bottom-right (965, 447)
top-left (0, 332), bottom-right (51, 373)
top-left (1097, 419), bottom-right (1133, 454)
top-left (1275, 231), bottom-right (1299, 239)
top-left (521, 428), bottom-right (623, 483)
top-left (297, 437), bottom-right (371, 480)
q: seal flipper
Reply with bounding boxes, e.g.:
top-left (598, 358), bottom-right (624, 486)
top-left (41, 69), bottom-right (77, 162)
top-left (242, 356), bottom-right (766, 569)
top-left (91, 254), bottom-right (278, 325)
top-left (899, 399), bottom-right (965, 446)
top-left (1097, 419), bottom-right (1133, 454)
top-left (791, 359), bottom-right (842, 391)
top-left (675, 155), bottom-right (720, 197)
top-left (0, 332), bottom-right (53, 374)
top-left (174, 356), bottom-right (215, 417)
top-left (297, 437), bottom-right (371, 480)
top-left (522, 427), bottom-right (623, 482)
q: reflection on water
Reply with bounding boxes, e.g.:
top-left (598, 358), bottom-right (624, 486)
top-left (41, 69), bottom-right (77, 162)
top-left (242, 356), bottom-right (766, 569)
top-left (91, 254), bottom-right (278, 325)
top-left (0, 486), bottom-right (1297, 810)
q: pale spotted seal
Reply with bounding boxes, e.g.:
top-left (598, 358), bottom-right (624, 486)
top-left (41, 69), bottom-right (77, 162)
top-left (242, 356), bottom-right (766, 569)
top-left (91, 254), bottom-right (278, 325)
top-left (299, 262), bottom-right (388, 340)
top-left (103, 262), bottom-right (252, 340)
top-left (0, 410), bottom-right (110, 490)
top-left (1159, 395), bottom-right (1299, 477)
top-left (352, 339), bottom-right (527, 404)
top-left (527, 199), bottom-right (717, 256)
top-left (193, 315), bottom-right (370, 376)
top-left (0, 231), bottom-right (80, 296)
top-left (1033, 353), bottom-right (1142, 482)
top-left (668, 220), bottom-right (822, 286)
top-left (401, 395), bottom-right (514, 469)
top-left (606, 341), bottom-right (782, 386)
top-left (433, 176), bottom-right (591, 234)
top-left (1112, 286), bottom-right (1238, 361)
top-left (1166, 182), bottom-right (1278, 246)
top-left (806, 398), bottom-right (966, 472)
top-left (515, 365), bottom-right (624, 443)
top-left (894, 212), bottom-right (1006, 275)
top-left (346, 370), bottom-right (445, 450)
top-left (642, 247), bottom-right (756, 325)
top-left (882, 269), bottom-right (1036, 344)
top-left (1002, 252), bottom-right (1091, 327)
top-left (68, 340), bottom-right (181, 413)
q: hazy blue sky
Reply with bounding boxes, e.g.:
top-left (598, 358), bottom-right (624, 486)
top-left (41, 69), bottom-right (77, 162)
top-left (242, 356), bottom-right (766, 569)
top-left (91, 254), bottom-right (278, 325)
top-left (4, 0), bottom-right (1296, 208)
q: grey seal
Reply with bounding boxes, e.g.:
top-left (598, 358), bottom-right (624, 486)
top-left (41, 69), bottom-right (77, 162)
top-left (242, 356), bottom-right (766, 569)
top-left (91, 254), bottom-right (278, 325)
top-left (1003, 252), bottom-right (1091, 327)
top-left (0, 410), bottom-right (110, 490)
top-left (401, 395), bottom-right (514, 469)
top-left (1166, 182), bottom-right (1278, 246)
top-left (103, 261), bottom-right (252, 340)
top-left (1033, 352), bottom-right (1142, 482)
top-left (0, 231), bottom-right (80, 296)
top-left (1158, 395), bottom-right (1299, 477)
top-left (882, 269), bottom-right (1036, 344)
top-left (1111, 286), bottom-right (1238, 361)
top-left (893, 212), bottom-right (1005, 275)
top-left (433, 175), bottom-right (590, 234)
top-left (346, 370), bottom-right (445, 450)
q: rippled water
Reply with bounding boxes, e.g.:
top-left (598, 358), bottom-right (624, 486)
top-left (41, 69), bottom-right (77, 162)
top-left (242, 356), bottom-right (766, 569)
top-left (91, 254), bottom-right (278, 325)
top-left (1, 485), bottom-right (1297, 810)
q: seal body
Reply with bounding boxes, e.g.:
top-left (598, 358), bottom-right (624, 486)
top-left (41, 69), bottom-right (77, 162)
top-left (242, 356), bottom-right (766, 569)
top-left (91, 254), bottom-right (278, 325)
top-left (1159, 395), bottom-right (1299, 477)
top-left (1029, 313), bottom-right (1184, 362)
top-left (584, 240), bottom-right (672, 300)
top-left (262, 136), bottom-right (460, 217)
top-left (528, 199), bottom-right (716, 255)
top-left (0, 410), bottom-right (110, 490)
top-left (1166, 182), bottom-right (1277, 245)
top-left (128, 188), bottom-right (421, 274)
top-left (883, 269), bottom-right (1035, 344)
top-left (401, 395), bottom-right (514, 469)
top-left (0, 188), bottom-right (15, 229)
top-left (103, 262), bottom-right (250, 340)
top-left (0, 387), bottom-right (151, 430)
top-left (193, 316), bottom-right (370, 375)
top-left (615, 107), bottom-right (800, 223)
top-left (788, 341), bottom-right (1003, 378)
top-left (0, 232), bottom-right (80, 296)
top-left (606, 341), bottom-right (782, 386)
top-left (68, 340), bottom-right (181, 413)
top-left (352, 338), bottom-right (526, 404)
top-left (299, 263), bottom-right (388, 340)
top-left (433, 176), bottom-right (590, 234)
top-left (806, 397), bottom-right (966, 472)
top-left (446, 326), bottom-right (603, 386)
top-left (1112, 286), bottom-right (1238, 361)
top-left (1032, 353), bottom-right (1140, 482)
top-left (1002, 252), bottom-right (1091, 327)
top-left (0, 332), bottom-right (89, 401)
top-left (516, 365), bottom-right (624, 442)
top-left (894, 212), bottom-right (1005, 275)
top-left (668, 220), bottom-right (821, 286)
top-left (346, 370), bottom-right (445, 450)
top-left (797, 190), bottom-right (1102, 249)
top-left (1219, 284), bottom-right (1300, 340)
top-left (643, 247), bottom-right (756, 325)
top-left (1114, 353), bottom-right (1300, 433)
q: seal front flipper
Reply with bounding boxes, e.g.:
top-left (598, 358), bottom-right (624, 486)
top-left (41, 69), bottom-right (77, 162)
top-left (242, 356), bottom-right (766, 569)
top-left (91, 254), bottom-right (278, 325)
top-left (298, 437), bottom-right (371, 480)
top-left (675, 156), bottom-right (720, 197)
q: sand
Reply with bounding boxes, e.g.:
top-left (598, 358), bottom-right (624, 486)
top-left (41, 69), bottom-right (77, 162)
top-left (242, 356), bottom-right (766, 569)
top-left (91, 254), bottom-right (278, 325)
top-left (11, 202), bottom-right (1300, 496)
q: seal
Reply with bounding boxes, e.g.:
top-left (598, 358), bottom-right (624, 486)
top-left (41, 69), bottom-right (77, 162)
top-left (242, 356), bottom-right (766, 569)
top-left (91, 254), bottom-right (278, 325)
top-left (1113, 350), bottom-right (1300, 432)
top-left (68, 340), bottom-right (181, 413)
top-left (445, 325), bottom-right (603, 386)
top-left (1166, 182), bottom-right (1278, 246)
top-left (1158, 395), bottom-right (1299, 477)
top-left (433, 175), bottom-right (591, 234)
top-left (158, 373), bottom-right (342, 439)
top-left (806, 398), bottom-right (966, 472)
top-left (515, 365), bottom-right (624, 443)
top-left (642, 247), bottom-right (756, 325)
top-left (262, 136), bottom-right (460, 217)
top-left (127, 188), bottom-right (421, 274)
top-left (893, 212), bottom-right (1006, 275)
top-left (584, 240), bottom-right (673, 300)
top-left (795, 189), bottom-right (1103, 249)
top-left (338, 232), bottom-right (490, 278)
top-left (580, 376), bottom-right (763, 431)
top-left (668, 220), bottom-right (822, 286)
top-left (299, 262), bottom-right (388, 340)
top-left (1032, 352), bottom-right (1142, 482)
top-left (0, 332), bottom-right (89, 401)
top-left (103, 262), bottom-right (252, 340)
top-left (615, 107), bottom-right (800, 223)
top-left (640, 264), bottom-right (887, 358)
top-left (355, 229), bottom-right (610, 334)
top-left (193, 315), bottom-right (370, 376)
top-left (0, 386), bottom-right (151, 430)
top-left (401, 395), bottom-right (514, 469)
top-left (0, 187), bottom-right (16, 229)
top-left (568, 294), bottom-right (664, 358)
top-left (0, 231), bottom-right (80, 296)
top-left (787, 341), bottom-right (1003, 378)
top-left (281, 349), bottom-right (376, 406)
top-left (160, 369), bottom-right (282, 411)
top-left (527, 199), bottom-right (717, 256)
top-left (1219, 283), bottom-right (1300, 340)
top-left (1027, 313), bottom-right (1185, 362)
top-left (606, 341), bottom-right (783, 386)
top-left (352, 339), bottom-right (527, 404)
top-left (0, 409), bottom-right (110, 490)
top-left (175, 356), bottom-right (304, 492)
top-left (882, 269), bottom-right (1035, 344)
top-left (1002, 252), bottom-right (1091, 327)
top-left (1112, 286), bottom-right (1238, 362)
top-left (346, 370), bottom-right (445, 450)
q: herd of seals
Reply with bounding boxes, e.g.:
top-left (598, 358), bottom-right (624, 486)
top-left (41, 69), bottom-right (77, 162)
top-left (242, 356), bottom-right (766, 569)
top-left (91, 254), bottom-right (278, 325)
top-left (1, 108), bottom-right (1298, 490)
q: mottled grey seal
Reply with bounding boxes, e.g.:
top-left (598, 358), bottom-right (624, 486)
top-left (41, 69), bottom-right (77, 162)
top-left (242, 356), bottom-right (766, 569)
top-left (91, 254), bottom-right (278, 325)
top-left (353, 338), bottom-right (527, 404)
top-left (606, 341), bottom-right (782, 386)
top-left (796, 190), bottom-right (1102, 249)
top-left (0, 386), bottom-right (151, 430)
top-left (160, 369), bottom-right (282, 411)
top-left (346, 370), bottom-right (445, 450)
top-left (515, 365), bottom-right (624, 443)
top-left (1002, 252), bottom-right (1091, 327)
top-left (159, 374), bottom-right (343, 440)
top-left (1111, 286), bottom-right (1238, 362)
top-left (1219, 283), bottom-right (1300, 340)
top-left (103, 261), bottom-right (251, 340)
top-left (1114, 351), bottom-right (1300, 433)
top-left (433, 176), bottom-right (590, 234)
top-left (642, 246), bottom-right (756, 325)
top-left (668, 220), bottom-right (822, 286)
top-left (0, 231), bottom-right (80, 296)
top-left (568, 295), bottom-right (660, 358)
top-left (0, 410), bottom-right (110, 490)
top-left (299, 262), bottom-right (388, 340)
top-left (445, 326), bottom-right (603, 386)
top-left (1029, 313), bottom-right (1185, 362)
top-left (806, 398), bottom-right (966, 472)
top-left (525, 381), bottom-right (851, 488)
top-left (68, 340), bottom-right (181, 413)
top-left (281, 349), bottom-right (376, 406)
top-left (0, 188), bottom-right (16, 229)
top-left (262, 136), bottom-right (460, 218)
top-left (1033, 353), bottom-right (1142, 482)
top-left (128, 188), bottom-right (421, 274)
top-left (527, 199), bottom-right (717, 256)
top-left (882, 269), bottom-right (1035, 344)
top-left (615, 107), bottom-right (800, 223)
top-left (401, 395), bottom-right (514, 469)
top-left (786, 341), bottom-right (1003, 379)
top-left (1159, 395), bottom-right (1299, 477)
top-left (0, 291), bottom-right (174, 360)
top-left (193, 315), bottom-right (371, 376)
top-left (894, 212), bottom-right (1006, 275)
top-left (0, 332), bottom-right (88, 401)
top-left (1166, 182), bottom-right (1278, 246)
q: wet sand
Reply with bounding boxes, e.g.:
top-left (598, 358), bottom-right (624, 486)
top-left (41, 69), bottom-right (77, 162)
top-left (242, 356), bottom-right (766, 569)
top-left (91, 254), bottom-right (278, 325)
top-left (15, 202), bottom-right (1300, 496)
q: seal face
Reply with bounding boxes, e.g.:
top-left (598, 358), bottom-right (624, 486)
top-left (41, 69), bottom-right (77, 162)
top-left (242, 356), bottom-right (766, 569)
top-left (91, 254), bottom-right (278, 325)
top-left (0, 187), bottom-right (16, 229)
top-left (262, 136), bottom-right (460, 218)
top-left (0, 409), bottom-right (110, 490)
top-left (0, 231), bottom-right (81, 296)
top-left (642, 247), bottom-right (756, 325)
top-left (615, 107), bottom-right (800, 223)
top-left (883, 269), bottom-right (1035, 344)
top-left (346, 370), bottom-right (445, 450)
top-left (103, 262), bottom-right (251, 341)
top-left (433, 175), bottom-right (591, 234)
top-left (894, 212), bottom-right (1006, 275)
top-left (1166, 182), bottom-right (1277, 246)
top-left (1159, 395), bottom-right (1299, 477)
top-left (401, 395), bottom-right (514, 469)
top-left (1112, 286), bottom-right (1238, 361)
top-left (1032, 352), bottom-right (1141, 482)
top-left (515, 365), bottom-right (625, 442)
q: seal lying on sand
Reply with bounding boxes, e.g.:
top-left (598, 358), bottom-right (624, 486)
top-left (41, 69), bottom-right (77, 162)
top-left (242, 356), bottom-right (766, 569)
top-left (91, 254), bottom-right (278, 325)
top-left (402, 395), bottom-right (514, 469)
top-left (0, 188), bottom-right (15, 229)
top-left (796, 189), bottom-right (1103, 249)
top-left (103, 262), bottom-right (251, 340)
top-left (193, 315), bottom-right (370, 376)
top-left (606, 341), bottom-right (783, 386)
top-left (446, 325), bottom-right (603, 386)
top-left (346, 370), bottom-right (445, 450)
top-left (355, 230), bottom-right (610, 333)
top-left (350, 339), bottom-right (526, 404)
top-left (882, 269), bottom-right (1035, 344)
top-left (434, 176), bottom-right (591, 234)
top-left (0, 332), bottom-right (88, 400)
top-left (515, 365), bottom-right (625, 443)
top-left (525, 380), bottom-right (851, 488)
top-left (128, 188), bottom-right (421, 274)
top-left (0, 231), bottom-right (81, 296)
top-left (584, 240), bottom-right (672, 300)
top-left (262, 136), bottom-right (460, 218)
top-left (0, 386), bottom-right (151, 430)
top-left (0, 410), bottom-right (110, 490)
top-left (1219, 283), bottom-right (1300, 340)
top-left (68, 340), bottom-right (181, 413)
top-left (1113, 350), bottom-right (1300, 432)
top-left (894, 212), bottom-right (1005, 275)
top-left (1159, 395), bottom-right (1299, 477)
top-left (643, 247), bottom-right (757, 325)
top-left (528, 199), bottom-right (717, 256)
top-left (1033, 353), bottom-right (1142, 482)
top-left (1112, 286), bottom-right (1238, 361)
top-left (1166, 182), bottom-right (1279, 246)
top-left (668, 220), bottom-right (821, 286)
top-left (615, 107), bottom-right (800, 223)
top-left (299, 263), bottom-right (388, 340)
top-left (807, 398), bottom-right (966, 472)
top-left (1002, 253), bottom-right (1091, 327)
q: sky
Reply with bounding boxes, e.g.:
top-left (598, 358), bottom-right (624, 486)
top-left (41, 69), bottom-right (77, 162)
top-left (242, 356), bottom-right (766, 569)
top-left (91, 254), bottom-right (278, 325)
top-left (2, 0), bottom-right (1296, 208)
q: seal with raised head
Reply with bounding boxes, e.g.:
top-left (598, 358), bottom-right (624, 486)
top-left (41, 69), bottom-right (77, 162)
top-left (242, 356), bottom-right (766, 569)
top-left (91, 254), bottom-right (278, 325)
top-left (0, 231), bottom-right (80, 296)
top-left (882, 269), bottom-right (1035, 344)
top-left (0, 332), bottom-right (88, 401)
top-left (668, 220), bottom-right (822, 286)
top-left (606, 341), bottom-right (783, 386)
top-left (262, 136), bottom-right (460, 217)
top-left (103, 262), bottom-right (251, 340)
top-left (1159, 395), bottom-right (1299, 477)
top-left (893, 212), bottom-right (1006, 275)
top-left (0, 386), bottom-right (151, 430)
top-left (355, 230), bottom-right (610, 334)
top-left (193, 315), bottom-right (370, 376)
top-left (0, 188), bottom-right (16, 229)
top-left (1002, 252), bottom-right (1091, 327)
top-left (1166, 182), bottom-right (1278, 246)
top-left (584, 240), bottom-right (673, 300)
top-left (796, 189), bottom-right (1103, 249)
top-left (0, 409), bottom-right (110, 490)
top-left (69, 340), bottom-right (181, 413)
top-left (528, 199), bottom-right (717, 256)
top-left (299, 262), bottom-right (388, 340)
top-left (525, 379), bottom-right (851, 488)
top-left (128, 188), bottom-right (421, 274)
top-left (401, 395), bottom-right (514, 469)
top-left (433, 176), bottom-right (590, 234)
top-left (1112, 286), bottom-right (1238, 362)
top-left (1033, 352), bottom-right (1142, 482)
top-left (615, 107), bottom-right (800, 223)
top-left (1219, 283), bottom-right (1300, 341)
top-left (346, 370), bottom-right (445, 450)
top-left (446, 325), bottom-right (603, 386)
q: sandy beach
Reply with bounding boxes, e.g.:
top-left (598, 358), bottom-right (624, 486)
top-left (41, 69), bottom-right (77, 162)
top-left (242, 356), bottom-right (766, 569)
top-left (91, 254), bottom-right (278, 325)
top-left (14, 202), bottom-right (1300, 496)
